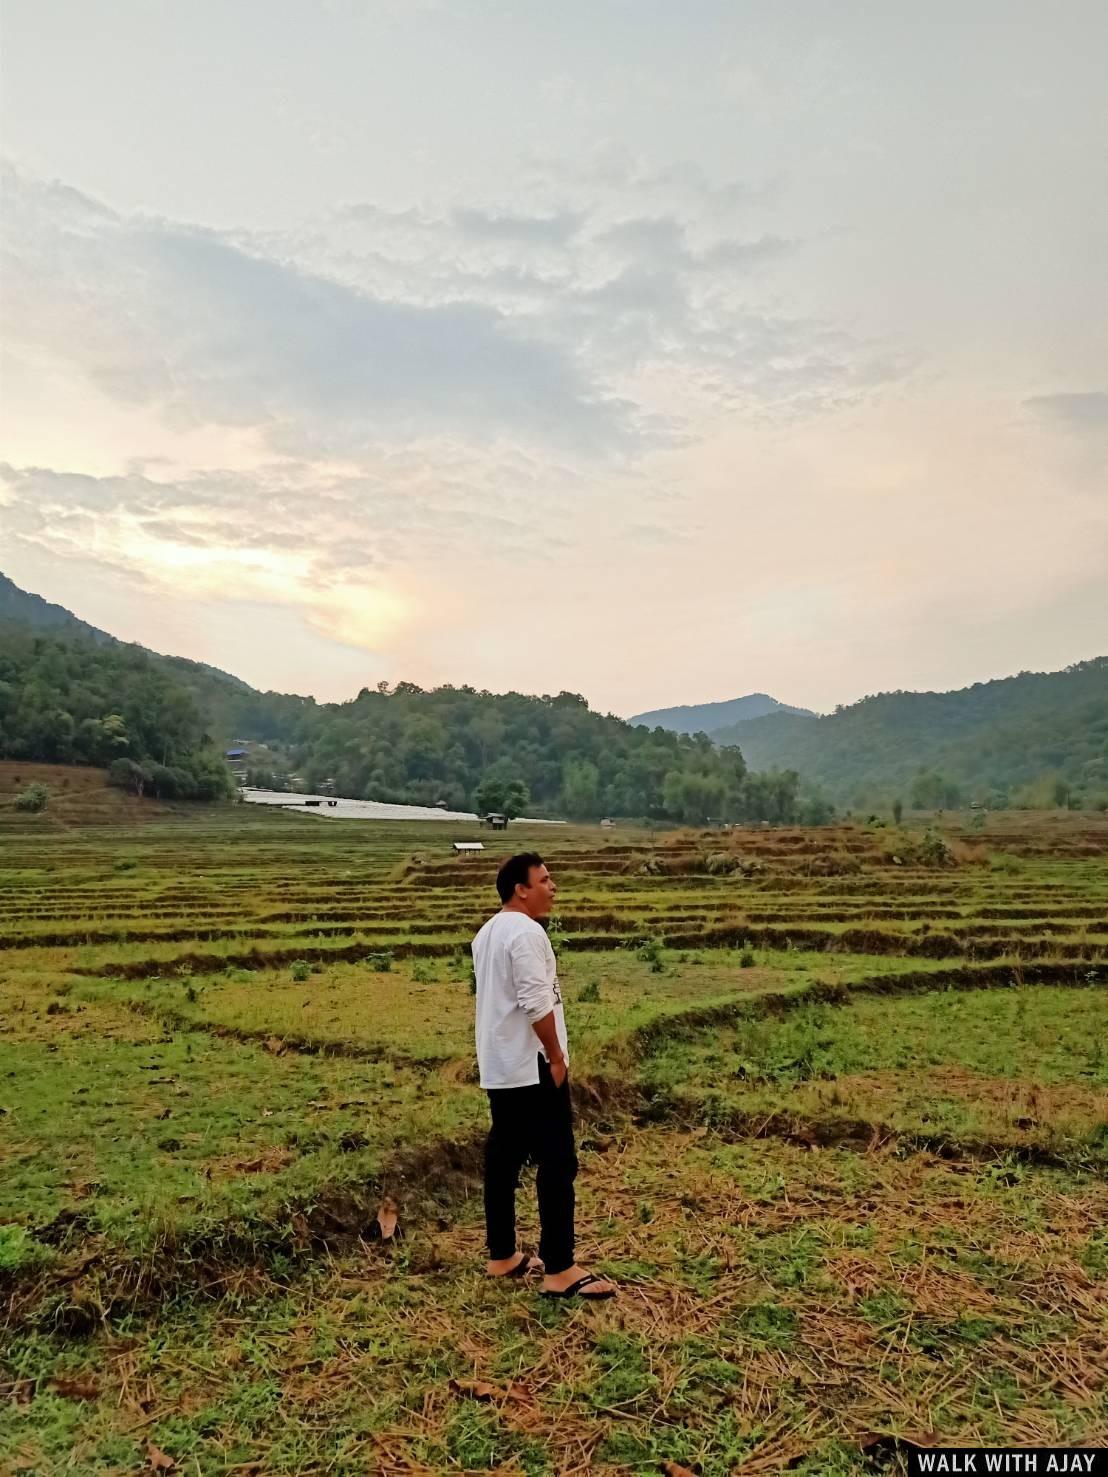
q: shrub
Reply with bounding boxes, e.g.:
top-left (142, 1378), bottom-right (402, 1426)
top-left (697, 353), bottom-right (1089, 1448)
top-left (14, 782), bottom-right (49, 812)
top-left (108, 757), bottom-right (148, 795)
top-left (368, 950), bottom-right (394, 973)
top-left (635, 937), bottom-right (666, 973)
top-left (290, 960), bottom-right (312, 983)
top-left (578, 979), bottom-right (601, 1003)
top-left (916, 830), bottom-right (955, 868)
top-left (739, 949), bottom-right (757, 969)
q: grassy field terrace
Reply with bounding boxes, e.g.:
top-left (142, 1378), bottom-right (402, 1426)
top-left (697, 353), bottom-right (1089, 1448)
top-left (1, 772), bottom-right (1106, 1472)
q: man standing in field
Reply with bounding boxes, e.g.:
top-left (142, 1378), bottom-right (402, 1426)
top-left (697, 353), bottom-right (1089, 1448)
top-left (472, 852), bottom-right (616, 1300)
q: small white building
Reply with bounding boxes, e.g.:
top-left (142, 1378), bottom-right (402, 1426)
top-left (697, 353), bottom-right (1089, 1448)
top-left (453, 841), bottom-right (485, 855)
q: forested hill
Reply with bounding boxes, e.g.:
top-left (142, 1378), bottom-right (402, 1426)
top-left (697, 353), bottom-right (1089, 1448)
top-left (0, 575), bottom-right (824, 823)
top-left (0, 573), bottom-right (287, 801)
top-left (0, 572), bottom-right (114, 643)
top-left (0, 571), bottom-right (253, 696)
top-left (0, 622), bottom-right (235, 799)
top-left (717, 660), bottom-right (1108, 809)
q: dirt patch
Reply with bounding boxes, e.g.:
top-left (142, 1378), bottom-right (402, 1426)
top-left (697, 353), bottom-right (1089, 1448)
top-left (0, 990), bottom-right (167, 1046)
top-left (73, 940), bottom-right (466, 979)
top-left (207, 1146), bottom-right (299, 1180)
top-left (898, 1065), bottom-right (1108, 1123)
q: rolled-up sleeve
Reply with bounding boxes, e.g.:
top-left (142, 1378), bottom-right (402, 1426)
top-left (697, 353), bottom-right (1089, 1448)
top-left (508, 932), bottom-right (556, 1021)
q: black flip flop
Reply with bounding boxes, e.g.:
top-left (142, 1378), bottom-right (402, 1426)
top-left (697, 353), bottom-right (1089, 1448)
top-left (494, 1249), bottom-right (543, 1279)
top-left (540, 1272), bottom-right (616, 1300)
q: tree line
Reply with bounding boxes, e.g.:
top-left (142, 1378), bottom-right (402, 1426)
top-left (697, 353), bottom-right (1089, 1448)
top-left (0, 625), bottom-right (831, 822)
top-left (244, 681), bottom-right (833, 824)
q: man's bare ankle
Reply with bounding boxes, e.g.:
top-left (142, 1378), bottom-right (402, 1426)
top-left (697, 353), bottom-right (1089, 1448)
top-left (487, 1252), bottom-right (521, 1273)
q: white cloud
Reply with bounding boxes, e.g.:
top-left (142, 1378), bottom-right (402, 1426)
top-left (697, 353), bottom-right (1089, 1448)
top-left (450, 206), bottom-right (585, 246)
top-left (2, 162), bottom-right (912, 502)
top-left (1, 169), bottom-right (631, 458)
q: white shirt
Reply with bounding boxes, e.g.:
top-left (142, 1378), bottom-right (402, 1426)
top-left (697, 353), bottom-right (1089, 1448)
top-left (472, 911), bottom-right (570, 1089)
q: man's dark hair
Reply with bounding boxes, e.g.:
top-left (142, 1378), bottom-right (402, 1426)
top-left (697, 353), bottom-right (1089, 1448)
top-left (496, 851), bottom-right (545, 904)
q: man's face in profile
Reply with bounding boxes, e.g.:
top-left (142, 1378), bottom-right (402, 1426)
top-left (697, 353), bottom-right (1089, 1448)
top-left (519, 863), bottom-right (556, 919)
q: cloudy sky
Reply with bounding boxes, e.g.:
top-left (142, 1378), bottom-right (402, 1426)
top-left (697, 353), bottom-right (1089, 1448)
top-left (2, 0), bottom-right (1105, 715)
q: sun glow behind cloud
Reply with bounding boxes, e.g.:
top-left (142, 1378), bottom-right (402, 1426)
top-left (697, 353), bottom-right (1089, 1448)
top-left (308, 584), bottom-right (414, 651)
top-left (114, 516), bottom-right (414, 653)
top-left (116, 527), bottom-right (308, 586)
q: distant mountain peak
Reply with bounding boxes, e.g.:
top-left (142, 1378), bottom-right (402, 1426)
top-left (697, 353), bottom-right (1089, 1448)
top-left (629, 692), bottom-right (817, 735)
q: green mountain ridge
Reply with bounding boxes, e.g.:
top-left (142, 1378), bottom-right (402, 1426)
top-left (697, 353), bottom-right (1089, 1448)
top-left (715, 664), bottom-right (1108, 808)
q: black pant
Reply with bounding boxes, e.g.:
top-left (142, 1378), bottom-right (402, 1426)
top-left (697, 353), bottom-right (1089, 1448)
top-left (484, 1054), bottom-right (578, 1275)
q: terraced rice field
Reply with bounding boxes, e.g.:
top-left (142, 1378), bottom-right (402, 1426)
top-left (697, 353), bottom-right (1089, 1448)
top-left (1, 784), bottom-right (1106, 1473)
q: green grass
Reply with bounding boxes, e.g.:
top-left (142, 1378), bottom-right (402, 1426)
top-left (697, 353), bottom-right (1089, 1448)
top-left (0, 984), bottom-right (485, 1253)
top-left (48, 947), bottom-right (958, 1071)
top-left (1, 803), bottom-right (1107, 1471)
top-left (640, 985), bottom-right (1108, 1168)
top-left (3, 950), bottom-right (959, 1255)
top-left (645, 983), bottom-right (1108, 1086)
